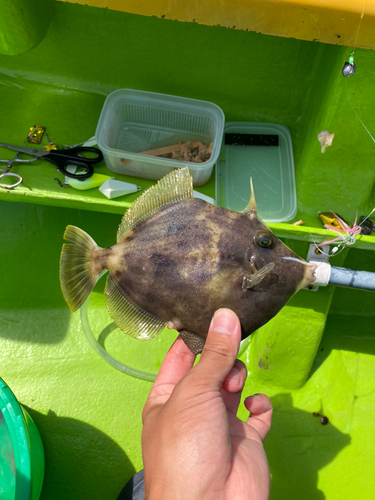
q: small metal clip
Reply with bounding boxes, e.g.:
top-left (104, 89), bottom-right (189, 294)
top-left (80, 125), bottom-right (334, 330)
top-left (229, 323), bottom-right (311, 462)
top-left (54, 178), bottom-right (69, 188)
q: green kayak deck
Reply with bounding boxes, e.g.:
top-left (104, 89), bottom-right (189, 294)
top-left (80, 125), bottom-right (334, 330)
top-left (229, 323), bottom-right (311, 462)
top-left (1, 2), bottom-right (375, 499)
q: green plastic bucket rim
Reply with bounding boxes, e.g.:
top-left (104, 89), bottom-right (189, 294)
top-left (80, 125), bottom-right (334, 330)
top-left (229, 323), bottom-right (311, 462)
top-left (0, 377), bottom-right (32, 499)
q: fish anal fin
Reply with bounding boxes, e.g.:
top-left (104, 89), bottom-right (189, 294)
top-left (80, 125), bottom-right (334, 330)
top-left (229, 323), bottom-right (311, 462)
top-left (242, 177), bottom-right (257, 218)
top-left (105, 274), bottom-right (166, 340)
top-left (179, 330), bottom-right (206, 355)
top-left (242, 262), bottom-right (275, 290)
top-left (117, 167), bottom-right (193, 242)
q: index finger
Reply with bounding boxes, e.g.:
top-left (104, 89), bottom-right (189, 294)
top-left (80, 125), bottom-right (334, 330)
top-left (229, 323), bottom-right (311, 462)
top-left (150, 335), bottom-right (196, 395)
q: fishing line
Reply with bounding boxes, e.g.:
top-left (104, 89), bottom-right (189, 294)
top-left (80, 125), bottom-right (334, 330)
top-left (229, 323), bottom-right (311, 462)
top-left (282, 256), bottom-right (316, 266)
top-left (346, 83), bottom-right (375, 144)
top-left (342, 0), bottom-right (375, 141)
top-left (358, 207), bottom-right (375, 225)
top-left (312, 238), bottom-right (345, 258)
top-left (354, 0), bottom-right (367, 49)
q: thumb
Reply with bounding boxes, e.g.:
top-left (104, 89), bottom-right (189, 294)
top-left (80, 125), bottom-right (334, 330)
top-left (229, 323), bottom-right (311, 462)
top-left (194, 309), bottom-right (242, 388)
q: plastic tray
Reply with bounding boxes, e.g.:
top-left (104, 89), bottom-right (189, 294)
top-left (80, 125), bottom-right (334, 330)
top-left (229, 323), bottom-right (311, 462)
top-left (95, 89), bottom-right (225, 186)
top-left (215, 122), bottom-right (297, 222)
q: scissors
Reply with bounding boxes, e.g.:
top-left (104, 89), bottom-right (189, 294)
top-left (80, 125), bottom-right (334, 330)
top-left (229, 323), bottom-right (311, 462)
top-left (0, 142), bottom-right (104, 180)
top-left (0, 152), bottom-right (24, 189)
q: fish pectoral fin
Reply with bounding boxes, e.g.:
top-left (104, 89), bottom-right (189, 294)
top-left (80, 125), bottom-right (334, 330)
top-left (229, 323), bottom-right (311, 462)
top-left (242, 262), bottom-right (275, 290)
top-left (179, 330), bottom-right (206, 355)
top-left (105, 274), bottom-right (167, 340)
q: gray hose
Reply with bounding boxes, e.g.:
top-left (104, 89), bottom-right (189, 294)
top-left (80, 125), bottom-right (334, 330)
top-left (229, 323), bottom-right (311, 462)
top-left (329, 266), bottom-right (375, 292)
top-left (311, 261), bottom-right (375, 291)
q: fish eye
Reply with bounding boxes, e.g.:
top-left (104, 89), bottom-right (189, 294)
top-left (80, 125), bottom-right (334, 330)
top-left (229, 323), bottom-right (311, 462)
top-left (255, 232), bottom-right (273, 248)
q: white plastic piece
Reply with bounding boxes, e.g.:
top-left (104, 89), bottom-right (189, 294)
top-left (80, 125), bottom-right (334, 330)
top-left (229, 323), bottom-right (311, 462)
top-left (82, 136), bottom-right (97, 147)
top-left (193, 190), bottom-right (215, 205)
top-left (305, 243), bottom-right (330, 291)
top-left (306, 243), bottom-right (330, 263)
top-left (99, 178), bottom-right (141, 199)
top-left (310, 261), bottom-right (332, 286)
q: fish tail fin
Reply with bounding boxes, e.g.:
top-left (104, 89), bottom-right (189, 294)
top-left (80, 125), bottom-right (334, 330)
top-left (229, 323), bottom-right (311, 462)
top-left (59, 225), bottom-right (101, 312)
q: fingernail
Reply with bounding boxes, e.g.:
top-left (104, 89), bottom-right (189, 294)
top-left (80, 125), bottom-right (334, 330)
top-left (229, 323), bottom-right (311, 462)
top-left (210, 309), bottom-right (236, 335)
top-left (230, 366), bottom-right (242, 385)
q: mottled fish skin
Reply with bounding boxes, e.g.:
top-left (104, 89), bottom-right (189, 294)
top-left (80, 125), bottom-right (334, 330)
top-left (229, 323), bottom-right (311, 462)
top-left (93, 198), bottom-right (310, 344)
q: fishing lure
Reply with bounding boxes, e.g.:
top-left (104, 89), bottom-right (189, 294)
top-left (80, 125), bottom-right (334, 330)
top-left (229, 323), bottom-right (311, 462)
top-left (317, 208), bottom-right (375, 256)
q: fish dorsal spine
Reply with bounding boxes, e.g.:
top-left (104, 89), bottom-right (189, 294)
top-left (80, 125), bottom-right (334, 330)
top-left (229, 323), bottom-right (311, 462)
top-left (241, 177), bottom-right (257, 219)
top-left (117, 167), bottom-right (194, 242)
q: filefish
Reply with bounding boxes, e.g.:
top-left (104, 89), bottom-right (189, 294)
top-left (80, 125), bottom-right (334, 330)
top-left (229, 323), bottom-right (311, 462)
top-left (59, 167), bottom-right (316, 354)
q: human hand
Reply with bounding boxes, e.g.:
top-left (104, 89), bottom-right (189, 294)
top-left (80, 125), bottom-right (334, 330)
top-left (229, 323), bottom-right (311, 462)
top-left (142, 308), bottom-right (273, 500)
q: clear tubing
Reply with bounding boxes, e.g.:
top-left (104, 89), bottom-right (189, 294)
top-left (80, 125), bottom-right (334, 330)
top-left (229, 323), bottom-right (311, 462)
top-left (80, 272), bottom-right (157, 382)
top-left (80, 272), bottom-right (252, 380)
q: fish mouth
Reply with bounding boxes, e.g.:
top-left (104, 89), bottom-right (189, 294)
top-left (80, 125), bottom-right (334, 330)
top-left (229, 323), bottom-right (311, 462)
top-left (301, 262), bottom-right (317, 289)
top-left (282, 256), bottom-right (317, 289)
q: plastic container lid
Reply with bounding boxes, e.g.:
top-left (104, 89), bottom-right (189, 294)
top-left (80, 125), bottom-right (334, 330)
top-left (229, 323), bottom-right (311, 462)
top-left (216, 122), bottom-right (297, 222)
top-left (0, 378), bottom-right (44, 500)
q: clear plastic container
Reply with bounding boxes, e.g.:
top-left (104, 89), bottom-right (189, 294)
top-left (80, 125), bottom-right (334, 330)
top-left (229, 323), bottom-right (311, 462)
top-left (216, 122), bottom-right (297, 222)
top-left (95, 89), bottom-right (225, 186)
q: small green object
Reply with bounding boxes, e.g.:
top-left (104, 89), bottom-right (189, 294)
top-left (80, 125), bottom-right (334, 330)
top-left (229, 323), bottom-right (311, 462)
top-left (0, 378), bottom-right (44, 500)
top-left (349, 55), bottom-right (354, 64)
top-left (66, 173), bottom-right (112, 191)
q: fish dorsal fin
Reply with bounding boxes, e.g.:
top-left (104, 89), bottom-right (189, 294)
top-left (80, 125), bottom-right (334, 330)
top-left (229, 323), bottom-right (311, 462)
top-left (105, 274), bottom-right (167, 340)
top-left (117, 167), bottom-right (193, 242)
top-left (242, 177), bottom-right (257, 218)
